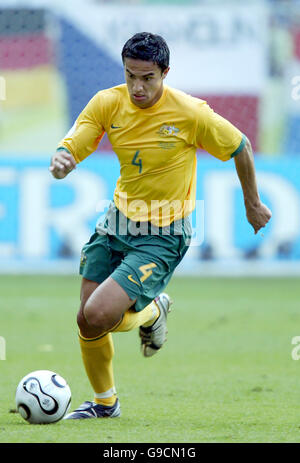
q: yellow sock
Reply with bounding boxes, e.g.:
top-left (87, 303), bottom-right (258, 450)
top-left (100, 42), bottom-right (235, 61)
top-left (79, 332), bottom-right (117, 407)
top-left (112, 300), bottom-right (160, 332)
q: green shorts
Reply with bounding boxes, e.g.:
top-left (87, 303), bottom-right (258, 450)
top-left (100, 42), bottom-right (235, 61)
top-left (79, 203), bottom-right (191, 312)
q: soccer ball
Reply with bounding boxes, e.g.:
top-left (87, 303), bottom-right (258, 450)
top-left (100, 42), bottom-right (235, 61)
top-left (15, 370), bottom-right (71, 424)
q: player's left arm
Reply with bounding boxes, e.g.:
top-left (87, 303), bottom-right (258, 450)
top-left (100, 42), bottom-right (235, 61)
top-left (234, 136), bottom-right (271, 234)
top-left (194, 101), bottom-right (271, 233)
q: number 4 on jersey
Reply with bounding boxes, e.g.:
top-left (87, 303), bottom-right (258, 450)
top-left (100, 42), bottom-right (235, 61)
top-left (131, 150), bottom-right (142, 173)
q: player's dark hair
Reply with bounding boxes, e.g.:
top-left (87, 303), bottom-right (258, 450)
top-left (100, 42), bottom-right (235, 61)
top-left (122, 32), bottom-right (170, 73)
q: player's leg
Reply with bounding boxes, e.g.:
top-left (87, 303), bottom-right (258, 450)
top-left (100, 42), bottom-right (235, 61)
top-left (69, 276), bottom-right (133, 419)
top-left (78, 275), bottom-right (161, 338)
top-left (76, 279), bottom-right (117, 408)
top-left (76, 260), bottom-right (174, 413)
top-left (66, 274), bottom-right (160, 420)
top-left (66, 232), bottom-right (161, 419)
top-left (65, 233), bottom-right (127, 419)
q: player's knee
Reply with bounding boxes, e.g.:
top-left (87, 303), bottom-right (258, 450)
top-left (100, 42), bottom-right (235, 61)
top-left (76, 307), bottom-right (87, 332)
top-left (83, 299), bottom-right (113, 332)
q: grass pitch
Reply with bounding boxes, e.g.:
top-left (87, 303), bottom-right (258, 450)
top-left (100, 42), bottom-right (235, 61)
top-left (0, 274), bottom-right (300, 443)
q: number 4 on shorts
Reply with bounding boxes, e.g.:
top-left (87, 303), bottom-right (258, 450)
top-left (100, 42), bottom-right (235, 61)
top-left (139, 263), bottom-right (157, 282)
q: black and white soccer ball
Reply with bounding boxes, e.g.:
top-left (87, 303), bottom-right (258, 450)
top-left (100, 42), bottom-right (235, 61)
top-left (15, 370), bottom-right (71, 424)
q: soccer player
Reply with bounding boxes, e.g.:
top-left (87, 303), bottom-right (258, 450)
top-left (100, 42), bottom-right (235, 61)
top-left (49, 32), bottom-right (271, 419)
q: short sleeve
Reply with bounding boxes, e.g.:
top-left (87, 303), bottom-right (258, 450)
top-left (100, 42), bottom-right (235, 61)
top-left (57, 92), bottom-right (105, 163)
top-left (194, 102), bottom-right (244, 161)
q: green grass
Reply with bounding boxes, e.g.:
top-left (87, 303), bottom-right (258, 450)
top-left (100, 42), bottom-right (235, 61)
top-left (0, 275), bottom-right (300, 443)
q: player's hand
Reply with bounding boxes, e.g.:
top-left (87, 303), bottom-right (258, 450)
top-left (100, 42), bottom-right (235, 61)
top-left (246, 201), bottom-right (272, 234)
top-left (49, 150), bottom-right (77, 179)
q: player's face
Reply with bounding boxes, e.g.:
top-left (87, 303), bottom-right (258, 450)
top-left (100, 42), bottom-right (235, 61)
top-left (124, 58), bottom-right (169, 109)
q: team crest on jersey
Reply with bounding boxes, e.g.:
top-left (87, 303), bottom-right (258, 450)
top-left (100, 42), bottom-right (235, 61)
top-left (158, 124), bottom-right (180, 137)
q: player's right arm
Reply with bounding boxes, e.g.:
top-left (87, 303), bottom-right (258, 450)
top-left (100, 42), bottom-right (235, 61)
top-left (50, 92), bottom-right (106, 179)
top-left (49, 149), bottom-right (77, 179)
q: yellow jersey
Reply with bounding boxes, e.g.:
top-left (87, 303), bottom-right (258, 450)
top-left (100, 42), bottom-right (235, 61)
top-left (58, 84), bottom-right (244, 226)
